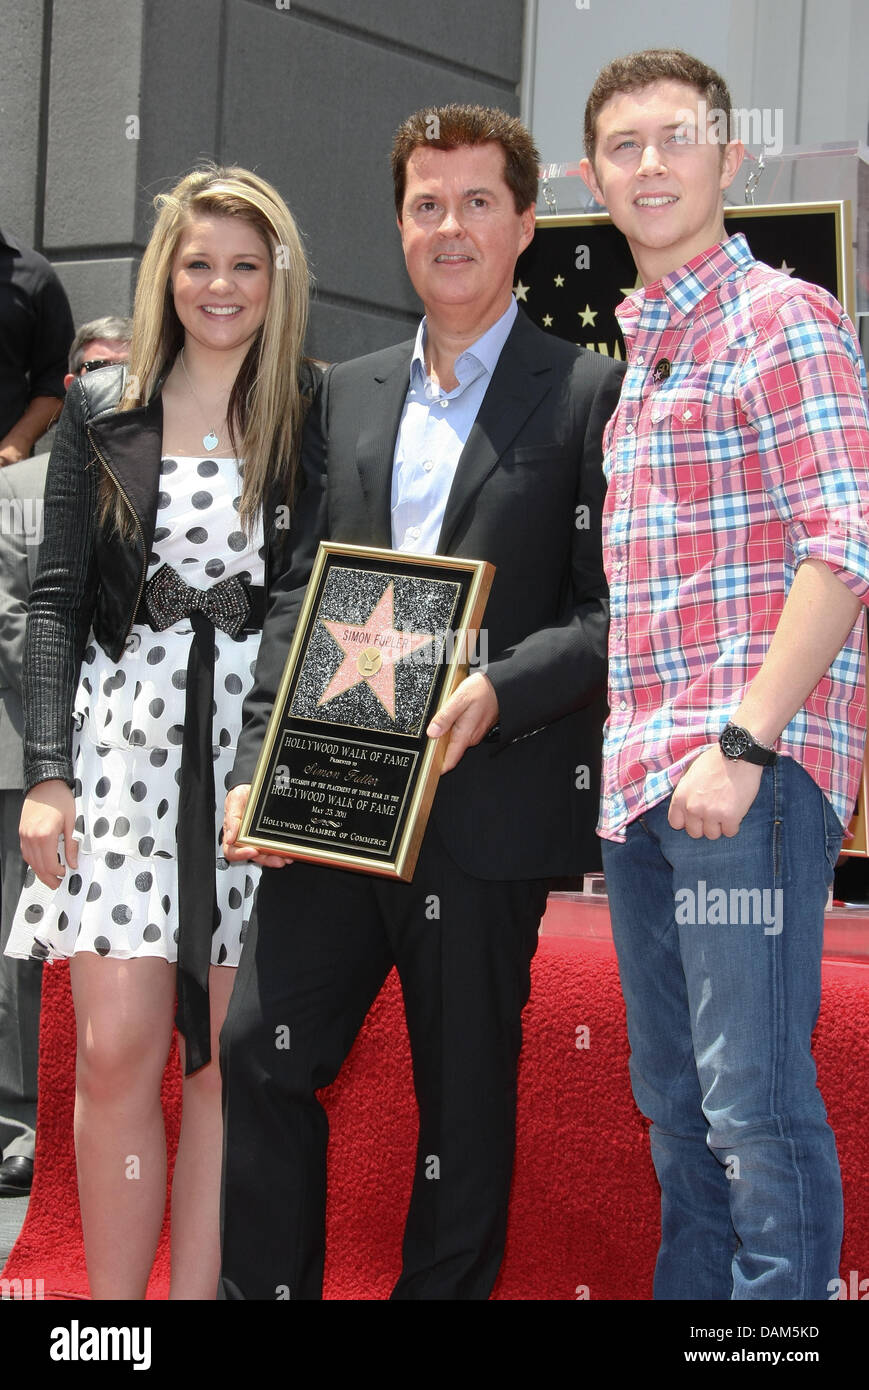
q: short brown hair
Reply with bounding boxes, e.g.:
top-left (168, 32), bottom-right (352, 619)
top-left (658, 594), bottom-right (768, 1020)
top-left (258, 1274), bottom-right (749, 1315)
top-left (391, 104), bottom-right (540, 216)
top-left (584, 49), bottom-right (733, 164)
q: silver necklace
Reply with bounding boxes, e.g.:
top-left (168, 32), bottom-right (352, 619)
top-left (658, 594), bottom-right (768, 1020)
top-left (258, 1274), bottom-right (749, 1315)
top-left (179, 349), bottom-right (221, 452)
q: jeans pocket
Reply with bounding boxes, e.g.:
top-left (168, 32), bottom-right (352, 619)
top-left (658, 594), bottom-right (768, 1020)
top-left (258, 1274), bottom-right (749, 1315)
top-left (821, 793), bottom-right (844, 881)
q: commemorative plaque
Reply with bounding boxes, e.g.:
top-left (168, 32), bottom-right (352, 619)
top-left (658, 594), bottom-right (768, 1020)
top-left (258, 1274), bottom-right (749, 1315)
top-left (238, 542), bottom-right (494, 880)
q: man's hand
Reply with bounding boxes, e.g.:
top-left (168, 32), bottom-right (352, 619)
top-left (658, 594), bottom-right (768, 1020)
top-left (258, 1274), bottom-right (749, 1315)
top-left (223, 785), bottom-right (291, 868)
top-left (19, 779), bottom-right (77, 887)
top-left (427, 671), bottom-right (499, 774)
top-left (0, 395), bottom-right (64, 465)
top-left (668, 745), bottom-right (764, 840)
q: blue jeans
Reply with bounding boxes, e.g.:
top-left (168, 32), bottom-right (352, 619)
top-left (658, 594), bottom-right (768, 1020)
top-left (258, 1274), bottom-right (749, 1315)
top-left (601, 756), bottom-right (843, 1300)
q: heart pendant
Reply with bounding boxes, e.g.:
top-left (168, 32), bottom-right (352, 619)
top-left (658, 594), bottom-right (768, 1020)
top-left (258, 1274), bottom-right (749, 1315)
top-left (203, 431), bottom-right (219, 451)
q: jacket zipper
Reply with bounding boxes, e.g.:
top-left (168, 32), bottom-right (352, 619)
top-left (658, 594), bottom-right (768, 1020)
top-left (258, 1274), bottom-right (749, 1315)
top-left (87, 426), bottom-right (148, 646)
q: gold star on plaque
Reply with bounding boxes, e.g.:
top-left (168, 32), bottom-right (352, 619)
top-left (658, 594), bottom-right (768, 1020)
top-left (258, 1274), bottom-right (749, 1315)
top-left (578, 304), bottom-right (598, 327)
top-left (542, 314), bottom-right (553, 328)
top-left (620, 271), bottom-right (643, 297)
top-left (554, 274), bottom-right (565, 288)
top-left (318, 583), bottom-right (434, 720)
top-left (780, 260), bottom-right (795, 276)
top-left (514, 280), bottom-right (529, 302)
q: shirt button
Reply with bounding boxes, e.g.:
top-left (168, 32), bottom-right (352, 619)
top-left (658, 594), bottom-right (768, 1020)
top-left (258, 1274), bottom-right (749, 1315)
top-left (619, 700), bottom-right (628, 711)
top-left (423, 459), bottom-right (434, 472)
top-left (626, 423), bottom-right (634, 433)
top-left (407, 526), bottom-right (421, 540)
top-left (440, 399), bottom-right (449, 408)
top-left (619, 490), bottom-right (628, 501)
top-left (636, 355), bottom-right (644, 365)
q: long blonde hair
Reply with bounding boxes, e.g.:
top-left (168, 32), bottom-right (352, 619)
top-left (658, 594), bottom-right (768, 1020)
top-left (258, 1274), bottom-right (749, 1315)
top-left (102, 164), bottom-right (311, 537)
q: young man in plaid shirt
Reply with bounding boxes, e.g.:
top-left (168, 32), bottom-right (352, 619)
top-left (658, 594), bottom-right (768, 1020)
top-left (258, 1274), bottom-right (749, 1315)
top-left (580, 49), bottom-right (869, 1299)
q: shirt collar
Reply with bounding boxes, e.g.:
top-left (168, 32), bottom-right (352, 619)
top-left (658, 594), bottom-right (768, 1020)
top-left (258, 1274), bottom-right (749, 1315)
top-left (409, 296), bottom-right (518, 392)
top-left (617, 234), bottom-right (756, 334)
top-left (0, 229), bottom-right (21, 254)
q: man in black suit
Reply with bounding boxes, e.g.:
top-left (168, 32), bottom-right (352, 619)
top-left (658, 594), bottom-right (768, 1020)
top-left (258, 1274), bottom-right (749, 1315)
top-left (219, 104), bottom-right (624, 1300)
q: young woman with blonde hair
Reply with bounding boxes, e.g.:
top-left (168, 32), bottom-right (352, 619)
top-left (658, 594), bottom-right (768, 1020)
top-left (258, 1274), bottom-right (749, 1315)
top-left (7, 165), bottom-right (316, 1298)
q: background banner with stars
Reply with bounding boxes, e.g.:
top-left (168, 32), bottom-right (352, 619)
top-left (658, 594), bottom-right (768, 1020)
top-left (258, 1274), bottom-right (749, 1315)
top-left (515, 201), bottom-right (851, 360)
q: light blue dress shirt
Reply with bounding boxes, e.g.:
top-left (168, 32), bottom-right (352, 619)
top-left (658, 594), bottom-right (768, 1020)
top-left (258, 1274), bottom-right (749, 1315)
top-left (390, 297), bottom-right (518, 554)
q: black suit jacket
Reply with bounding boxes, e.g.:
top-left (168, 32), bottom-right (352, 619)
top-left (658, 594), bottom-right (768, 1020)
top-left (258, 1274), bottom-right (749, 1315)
top-left (233, 310), bottom-right (625, 879)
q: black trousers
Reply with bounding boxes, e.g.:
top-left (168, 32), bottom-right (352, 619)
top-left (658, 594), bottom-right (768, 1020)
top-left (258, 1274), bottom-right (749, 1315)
top-left (218, 822), bottom-right (547, 1300)
top-left (0, 788), bottom-right (41, 1162)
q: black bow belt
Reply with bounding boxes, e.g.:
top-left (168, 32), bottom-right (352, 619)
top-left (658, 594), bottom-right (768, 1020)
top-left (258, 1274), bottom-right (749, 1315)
top-left (136, 564), bottom-right (265, 1075)
top-left (138, 563), bottom-right (265, 638)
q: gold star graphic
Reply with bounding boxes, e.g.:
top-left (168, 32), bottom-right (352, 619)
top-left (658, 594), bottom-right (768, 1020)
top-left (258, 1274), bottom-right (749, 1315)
top-left (780, 260), bottom-right (795, 276)
top-left (553, 274), bottom-right (565, 288)
top-left (578, 304), bottom-right (598, 327)
top-left (318, 583), bottom-right (433, 720)
top-left (542, 314), bottom-right (553, 328)
top-left (514, 280), bottom-right (529, 302)
top-left (620, 271), bottom-right (643, 297)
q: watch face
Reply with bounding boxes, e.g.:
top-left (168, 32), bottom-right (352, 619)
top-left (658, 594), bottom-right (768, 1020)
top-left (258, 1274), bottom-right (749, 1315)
top-left (720, 723), bottom-right (751, 759)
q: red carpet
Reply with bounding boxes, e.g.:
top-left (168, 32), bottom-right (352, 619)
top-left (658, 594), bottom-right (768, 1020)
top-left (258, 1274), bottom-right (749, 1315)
top-left (3, 926), bottom-right (868, 1299)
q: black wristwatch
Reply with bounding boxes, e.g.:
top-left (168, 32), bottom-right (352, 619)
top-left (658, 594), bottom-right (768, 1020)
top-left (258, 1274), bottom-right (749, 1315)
top-left (719, 721), bottom-right (777, 766)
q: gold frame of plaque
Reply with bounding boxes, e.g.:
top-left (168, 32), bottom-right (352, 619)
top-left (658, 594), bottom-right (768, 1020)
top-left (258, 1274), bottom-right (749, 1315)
top-left (238, 542), bottom-right (494, 881)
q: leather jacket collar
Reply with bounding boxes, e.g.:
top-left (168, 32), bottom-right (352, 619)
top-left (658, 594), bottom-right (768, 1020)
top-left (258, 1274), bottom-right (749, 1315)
top-left (82, 365), bottom-right (165, 545)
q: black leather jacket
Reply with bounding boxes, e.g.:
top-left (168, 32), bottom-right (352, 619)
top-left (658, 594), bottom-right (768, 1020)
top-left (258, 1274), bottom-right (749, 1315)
top-left (22, 362), bottom-right (321, 792)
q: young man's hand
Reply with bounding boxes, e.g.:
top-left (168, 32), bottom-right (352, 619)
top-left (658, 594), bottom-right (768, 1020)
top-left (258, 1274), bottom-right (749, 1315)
top-left (669, 746), bottom-right (763, 839)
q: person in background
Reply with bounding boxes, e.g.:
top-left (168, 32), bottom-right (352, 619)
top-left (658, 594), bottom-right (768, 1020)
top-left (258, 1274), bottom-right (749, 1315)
top-left (580, 48), bottom-right (869, 1299)
top-left (0, 316), bottom-right (132, 1198)
top-left (62, 317), bottom-right (135, 390)
top-left (5, 167), bottom-right (314, 1298)
top-left (0, 227), bottom-right (74, 466)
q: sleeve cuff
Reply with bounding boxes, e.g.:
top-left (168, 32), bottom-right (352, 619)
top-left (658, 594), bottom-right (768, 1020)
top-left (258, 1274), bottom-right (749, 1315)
top-left (23, 760), bottom-right (74, 794)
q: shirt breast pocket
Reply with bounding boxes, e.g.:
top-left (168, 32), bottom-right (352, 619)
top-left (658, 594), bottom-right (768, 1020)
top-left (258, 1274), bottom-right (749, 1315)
top-left (648, 389), bottom-right (747, 504)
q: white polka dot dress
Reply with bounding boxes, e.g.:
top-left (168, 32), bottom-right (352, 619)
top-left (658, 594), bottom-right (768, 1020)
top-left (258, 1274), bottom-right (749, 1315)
top-left (6, 455), bottom-right (262, 967)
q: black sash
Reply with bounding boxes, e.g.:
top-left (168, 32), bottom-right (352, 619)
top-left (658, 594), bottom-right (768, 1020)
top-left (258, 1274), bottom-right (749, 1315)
top-left (136, 564), bottom-right (264, 1074)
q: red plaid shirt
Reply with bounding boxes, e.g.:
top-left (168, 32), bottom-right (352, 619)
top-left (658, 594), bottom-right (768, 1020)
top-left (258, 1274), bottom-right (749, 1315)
top-left (599, 235), bottom-right (869, 841)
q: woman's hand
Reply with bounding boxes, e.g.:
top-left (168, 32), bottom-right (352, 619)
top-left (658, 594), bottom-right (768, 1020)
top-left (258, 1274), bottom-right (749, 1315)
top-left (19, 780), bottom-right (78, 888)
